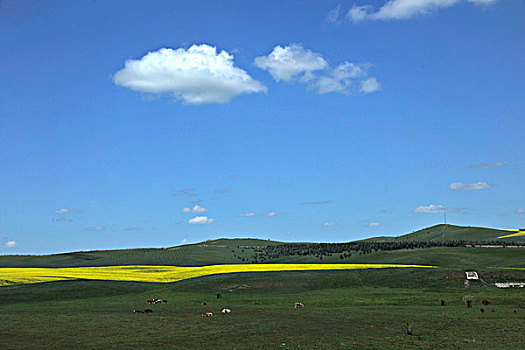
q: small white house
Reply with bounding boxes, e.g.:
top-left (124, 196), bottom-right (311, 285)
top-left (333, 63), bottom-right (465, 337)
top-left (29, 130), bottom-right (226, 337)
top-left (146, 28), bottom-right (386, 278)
top-left (465, 271), bottom-right (479, 280)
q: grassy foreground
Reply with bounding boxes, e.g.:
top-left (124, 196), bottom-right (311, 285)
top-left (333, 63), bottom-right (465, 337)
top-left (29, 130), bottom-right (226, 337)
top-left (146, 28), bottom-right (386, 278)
top-left (1, 268), bottom-right (524, 349)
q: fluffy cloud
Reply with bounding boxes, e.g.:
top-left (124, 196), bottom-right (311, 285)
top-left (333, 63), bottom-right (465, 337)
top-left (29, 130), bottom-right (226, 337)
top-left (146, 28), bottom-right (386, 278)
top-left (413, 204), bottom-right (452, 213)
top-left (450, 182), bottom-right (491, 191)
top-left (369, 222), bottom-right (381, 227)
top-left (470, 162), bottom-right (505, 169)
top-left (4, 241), bottom-right (17, 248)
top-left (255, 44), bottom-right (380, 95)
top-left (183, 205), bottom-right (208, 213)
top-left (188, 216), bottom-right (214, 224)
top-left (53, 208), bottom-right (79, 214)
top-left (347, 0), bottom-right (500, 22)
top-left (84, 227), bottom-right (105, 231)
top-left (114, 44), bottom-right (267, 104)
top-left (254, 44), bottom-right (328, 82)
top-left (323, 222), bottom-right (337, 226)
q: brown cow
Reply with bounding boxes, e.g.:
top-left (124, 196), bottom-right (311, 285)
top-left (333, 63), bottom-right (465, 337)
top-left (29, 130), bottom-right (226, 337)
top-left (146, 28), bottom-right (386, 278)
top-left (294, 302), bottom-right (304, 308)
top-left (201, 312), bottom-right (213, 317)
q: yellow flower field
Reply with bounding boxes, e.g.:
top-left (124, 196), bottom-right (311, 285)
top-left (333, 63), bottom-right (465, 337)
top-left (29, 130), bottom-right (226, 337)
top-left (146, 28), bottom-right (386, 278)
top-left (0, 263), bottom-right (434, 286)
top-left (497, 229), bottom-right (525, 239)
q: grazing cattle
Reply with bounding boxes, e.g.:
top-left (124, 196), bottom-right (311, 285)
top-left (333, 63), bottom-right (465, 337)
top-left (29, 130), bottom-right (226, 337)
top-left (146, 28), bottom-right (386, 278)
top-left (133, 309), bottom-right (142, 313)
top-left (201, 302), bottom-right (207, 306)
top-left (154, 299), bottom-right (162, 304)
top-left (144, 309), bottom-right (153, 313)
top-left (221, 308), bottom-right (231, 314)
top-left (147, 299), bottom-right (155, 304)
top-left (480, 309), bottom-right (485, 313)
top-left (163, 299), bottom-right (167, 303)
top-left (201, 312), bottom-right (213, 317)
top-left (294, 302), bottom-right (304, 309)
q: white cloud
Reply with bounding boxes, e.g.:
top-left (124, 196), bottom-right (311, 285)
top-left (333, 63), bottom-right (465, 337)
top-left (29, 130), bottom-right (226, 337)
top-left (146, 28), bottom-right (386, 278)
top-left (326, 5), bottom-right (342, 23)
top-left (4, 241), bottom-right (16, 248)
top-left (84, 226), bottom-right (105, 231)
top-left (347, 0), bottom-right (500, 22)
top-left (192, 205), bottom-right (208, 213)
top-left (183, 205), bottom-right (208, 213)
top-left (254, 44), bottom-right (328, 82)
top-left (238, 211), bottom-right (257, 217)
top-left (414, 204), bottom-right (451, 213)
top-left (114, 44), bottom-right (267, 104)
top-left (450, 182), bottom-right (491, 191)
top-left (323, 222), bottom-right (337, 226)
top-left (369, 222), bottom-right (381, 227)
top-left (347, 5), bottom-right (373, 22)
top-left (237, 211), bottom-right (289, 217)
top-left (467, 0), bottom-right (500, 4)
top-left (255, 44), bottom-right (380, 95)
top-left (360, 77), bottom-right (381, 93)
top-left (188, 216), bottom-right (214, 224)
top-left (180, 238), bottom-right (188, 243)
top-left (53, 208), bottom-right (79, 214)
top-left (262, 212), bottom-right (288, 217)
top-left (470, 162), bottom-right (505, 169)
top-left (517, 208), bottom-right (525, 214)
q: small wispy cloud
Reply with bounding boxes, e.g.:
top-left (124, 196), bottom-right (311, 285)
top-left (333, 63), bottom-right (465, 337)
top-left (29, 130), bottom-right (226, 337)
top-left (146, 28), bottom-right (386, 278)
top-left (450, 182), bottom-right (491, 191)
top-left (53, 208), bottom-right (79, 214)
top-left (172, 188), bottom-right (197, 196)
top-left (413, 204), bottom-right (454, 213)
top-left (54, 218), bottom-right (73, 222)
top-left (182, 205), bottom-right (208, 213)
top-left (180, 238), bottom-right (188, 243)
top-left (369, 222), bottom-right (381, 227)
top-left (262, 212), bottom-right (289, 217)
top-left (84, 227), bottom-right (105, 231)
top-left (323, 222), bottom-right (337, 227)
top-left (326, 5), bottom-right (341, 23)
top-left (188, 216), bottom-right (214, 224)
top-left (124, 227), bottom-right (142, 231)
top-left (237, 211), bottom-right (289, 217)
top-left (214, 188), bottom-right (231, 194)
top-left (347, 0), bottom-right (501, 23)
top-left (470, 162), bottom-right (505, 169)
top-left (237, 211), bottom-right (257, 217)
top-left (517, 208), bottom-right (525, 214)
top-left (301, 200), bottom-right (331, 205)
top-left (4, 240), bottom-right (17, 248)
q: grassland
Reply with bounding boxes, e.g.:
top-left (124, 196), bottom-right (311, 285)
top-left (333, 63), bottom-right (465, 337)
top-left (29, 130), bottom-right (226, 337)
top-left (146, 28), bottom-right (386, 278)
top-left (1, 225), bottom-right (524, 349)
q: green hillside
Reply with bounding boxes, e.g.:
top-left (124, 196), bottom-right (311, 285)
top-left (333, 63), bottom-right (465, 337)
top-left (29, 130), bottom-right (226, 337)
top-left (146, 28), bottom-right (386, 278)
top-left (1, 225), bottom-right (524, 269)
top-left (369, 224), bottom-right (525, 243)
top-left (0, 238), bottom-right (282, 268)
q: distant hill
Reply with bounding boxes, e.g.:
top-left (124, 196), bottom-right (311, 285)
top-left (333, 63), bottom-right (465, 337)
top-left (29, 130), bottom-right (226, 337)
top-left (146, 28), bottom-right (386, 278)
top-left (0, 225), bottom-right (524, 268)
top-left (364, 224), bottom-right (525, 243)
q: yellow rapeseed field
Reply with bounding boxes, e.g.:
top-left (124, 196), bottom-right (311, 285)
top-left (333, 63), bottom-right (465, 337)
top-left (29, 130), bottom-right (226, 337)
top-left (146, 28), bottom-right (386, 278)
top-left (0, 263), bottom-right (434, 286)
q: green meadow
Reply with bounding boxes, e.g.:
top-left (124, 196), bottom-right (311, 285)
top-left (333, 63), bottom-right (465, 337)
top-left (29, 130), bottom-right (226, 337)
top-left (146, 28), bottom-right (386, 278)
top-left (1, 225), bottom-right (524, 349)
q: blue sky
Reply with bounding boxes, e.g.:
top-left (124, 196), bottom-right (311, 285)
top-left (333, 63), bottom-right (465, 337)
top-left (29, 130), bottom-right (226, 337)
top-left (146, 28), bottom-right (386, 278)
top-left (1, 0), bottom-right (524, 254)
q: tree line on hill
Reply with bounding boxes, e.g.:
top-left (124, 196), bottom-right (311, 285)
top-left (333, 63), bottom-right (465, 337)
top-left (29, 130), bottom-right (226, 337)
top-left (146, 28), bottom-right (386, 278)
top-left (242, 240), bottom-right (525, 262)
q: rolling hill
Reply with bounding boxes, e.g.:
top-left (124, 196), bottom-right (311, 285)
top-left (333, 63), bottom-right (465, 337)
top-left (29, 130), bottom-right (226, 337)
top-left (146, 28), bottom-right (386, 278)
top-left (366, 224), bottom-right (525, 243)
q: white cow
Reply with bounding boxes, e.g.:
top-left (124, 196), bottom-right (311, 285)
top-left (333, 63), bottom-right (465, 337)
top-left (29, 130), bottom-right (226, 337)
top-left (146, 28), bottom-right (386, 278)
top-left (221, 308), bottom-right (231, 314)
